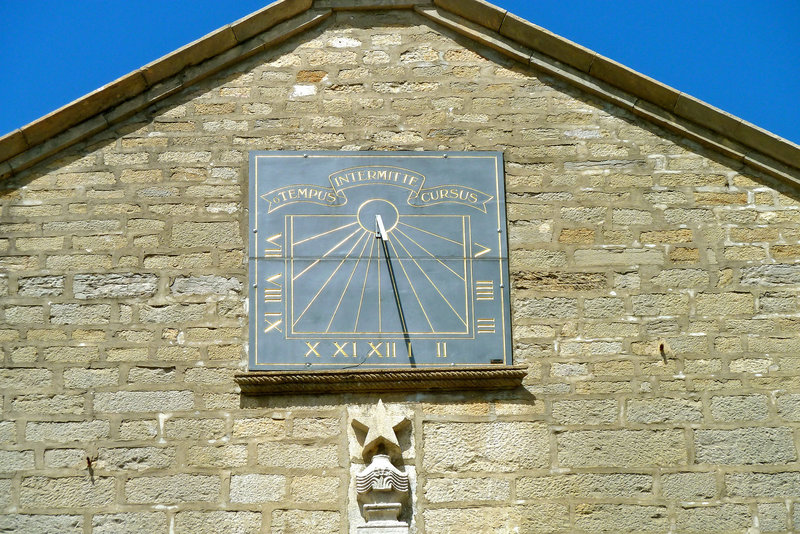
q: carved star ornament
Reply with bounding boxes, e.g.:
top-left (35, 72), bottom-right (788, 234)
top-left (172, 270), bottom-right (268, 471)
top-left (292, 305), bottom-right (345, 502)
top-left (351, 399), bottom-right (407, 462)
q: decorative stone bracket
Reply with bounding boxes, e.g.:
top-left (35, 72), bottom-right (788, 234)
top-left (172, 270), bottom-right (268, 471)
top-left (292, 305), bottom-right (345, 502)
top-left (351, 400), bottom-right (412, 534)
top-left (235, 365), bottom-right (527, 395)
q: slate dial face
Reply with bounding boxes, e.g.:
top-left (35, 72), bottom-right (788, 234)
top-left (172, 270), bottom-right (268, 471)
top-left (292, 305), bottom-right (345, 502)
top-left (249, 151), bottom-right (511, 370)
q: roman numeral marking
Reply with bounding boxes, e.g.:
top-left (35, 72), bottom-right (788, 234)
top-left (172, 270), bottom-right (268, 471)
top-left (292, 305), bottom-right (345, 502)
top-left (368, 342), bottom-right (396, 358)
top-left (263, 313), bottom-right (282, 333)
top-left (474, 242), bottom-right (491, 258)
top-left (264, 233), bottom-right (283, 257)
top-left (477, 318), bottom-right (496, 334)
top-left (475, 280), bottom-right (494, 301)
top-left (436, 342), bottom-right (448, 358)
top-left (264, 273), bottom-right (282, 302)
top-left (305, 342), bottom-right (321, 358)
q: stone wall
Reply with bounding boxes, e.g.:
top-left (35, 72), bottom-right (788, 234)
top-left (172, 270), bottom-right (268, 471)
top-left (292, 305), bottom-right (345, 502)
top-left (2, 9), bottom-right (800, 533)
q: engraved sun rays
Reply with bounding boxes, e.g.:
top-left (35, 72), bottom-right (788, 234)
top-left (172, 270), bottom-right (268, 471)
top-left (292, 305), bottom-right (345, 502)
top-left (289, 214), bottom-right (470, 335)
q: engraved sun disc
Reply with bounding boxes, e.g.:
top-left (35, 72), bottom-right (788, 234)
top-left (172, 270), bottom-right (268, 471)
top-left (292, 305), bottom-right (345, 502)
top-left (357, 199), bottom-right (399, 234)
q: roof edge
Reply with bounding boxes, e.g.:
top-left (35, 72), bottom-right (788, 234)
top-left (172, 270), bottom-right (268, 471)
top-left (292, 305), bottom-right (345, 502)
top-left (1, 0), bottom-right (798, 182)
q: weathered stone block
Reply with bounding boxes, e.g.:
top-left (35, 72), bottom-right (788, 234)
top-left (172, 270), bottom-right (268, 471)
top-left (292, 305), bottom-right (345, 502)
top-left (660, 472), bottom-right (716, 499)
top-left (170, 275), bottom-right (242, 295)
top-left (232, 417), bottom-right (285, 439)
top-left (26, 420), bottom-right (109, 442)
top-left (626, 398), bottom-right (702, 424)
top-left (574, 504), bottom-right (669, 532)
top-left (97, 446), bottom-right (176, 471)
top-left (94, 390), bottom-right (194, 413)
top-left (165, 417), bottom-right (225, 440)
top-left (92, 513), bottom-right (167, 534)
top-left (230, 473), bottom-right (286, 503)
top-left (424, 477), bottom-right (511, 503)
top-left (50, 303), bottom-right (110, 325)
top-left (73, 273), bottom-right (157, 299)
top-left (725, 471), bottom-right (800, 497)
top-left (518, 473), bottom-right (651, 499)
top-left (11, 394), bottom-right (84, 415)
top-left (0, 515), bottom-right (82, 533)
top-left (174, 511), bottom-right (261, 534)
top-left (675, 503), bottom-right (751, 532)
top-left (710, 394), bottom-right (768, 421)
top-left (63, 367), bottom-right (118, 388)
top-left (20, 476), bottom-right (115, 508)
top-left (271, 510), bottom-right (340, 534)
top-left (186, 444), bottom-right (247, 468)
top-left (18, 275), bottom-right (65, 297)
top-left (0, 449), bottom-right (35, 472)
top-left (551, 399), bottom-right (617, 425)
top-left (694, 428), bottom-right (796, 464)
top-left (423, 422), bottom-right (548, 472)
top-left (125, 474), bottom-right (220, 503)
top-left (257, 442), bottom-right (339, 469)
top-left (171, 221), bottom-right (242, 247)
top-left (139, 303), bottom-right (206, 323)
top-left (558, 430), bottom-right (686, 467)
top-left (0, 368), bottom-right (53, 390)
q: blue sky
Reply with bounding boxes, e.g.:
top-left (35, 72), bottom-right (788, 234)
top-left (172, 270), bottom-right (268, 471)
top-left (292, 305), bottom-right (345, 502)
top-left (1, 1), bottom-right (798, 144)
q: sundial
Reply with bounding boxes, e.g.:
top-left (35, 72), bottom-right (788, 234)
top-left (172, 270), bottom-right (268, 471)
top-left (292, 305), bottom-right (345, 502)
top-left (248, 151), bottom-right (511, 370)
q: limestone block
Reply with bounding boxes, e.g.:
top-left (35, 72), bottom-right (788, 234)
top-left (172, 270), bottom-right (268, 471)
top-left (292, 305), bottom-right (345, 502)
top-left (5, 305), bottom-right (45, 324)
top-left (232, 417), bottom-right (285, 439)
top-left (289, 475), bottom-right (340, 503)
top-left (44, 346), bottom-right (100, 362)
top-left (725, 471), bottom-right (800, 497)
top-left (63, 367), bottom-right (119, 389)
top-left (230, 473), bottom-right (286, 503)
top-left (517, 473), bottom-right (651, 499)
top-left (710, 394), bottom-right (768, 421)
top-left (50, 303), bottom-right (110, 325)
top-left (423, 422), bottom-right (548, 472)
top-left (97, 446), bottom-right (176, 471)
top-left (95, 390), bottom-right (193, 413)
top-left (258, 442), bottom-right (339, 469)
top-left (741, 264), bottom-right (800, 286)
top-left (271, 510), bottom-right (339, 534)
top-left (11, 394), bottom-right (84, 415)
top-left (164, 417), bottom-right (225, 440)
top-left (626, 398), bottom-right (703, 424)
top-left (758, 503), bottom-right (788, 533)
top-left (0, 449), bottom-right (35, 473)
top-left (171, 221), bottom-right (242, 247)
top-left (19, 476), bottom-right (115, 508)
top-left (424, 477), bottom-right (511, 503)
top-left (174, 511), bottom-right (261, 534)
top-left (26, 420), bottom-right (109, 442)
top-left (694, 428), bottom-right (796, 464)
top-left (551, 399), bottom-right (617, 425)
top-left (43, 448), bottom-right (86, 469)
top-left (557, 430), bottom-right (686, 467)
top-left (18, 275), bottom-right (65, 297)
top-left (660, 472), bottom-right (716, 500)
top-left (0, 515), bottom-right (82, 533)
top-left (92, 513), bottom-right (167, 534)
top-left (0, 368), bottom-right (53, 390)
top-left (574, 504), bottom-right (669, 532)
top-left (187, 444), bottom-right (247, 468)
top-left (0, 479), bottom-right (10, 506)
top-left (73, 273), bottom-right (157, 299)
top-left (170, 275), bottom-right (242, 295)
top-left (675, 503), bottom-right (751, 532)
top-left (777, 393), bottom-right (800, 421)
top-left (139, 303), bottom-right (206, 323)
top-left (125, 473), bottom-right (220, 504)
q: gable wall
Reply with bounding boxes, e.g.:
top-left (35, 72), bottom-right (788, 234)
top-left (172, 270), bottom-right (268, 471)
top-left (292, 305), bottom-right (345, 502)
top-left (2, 9), bottom-right (800, 533)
